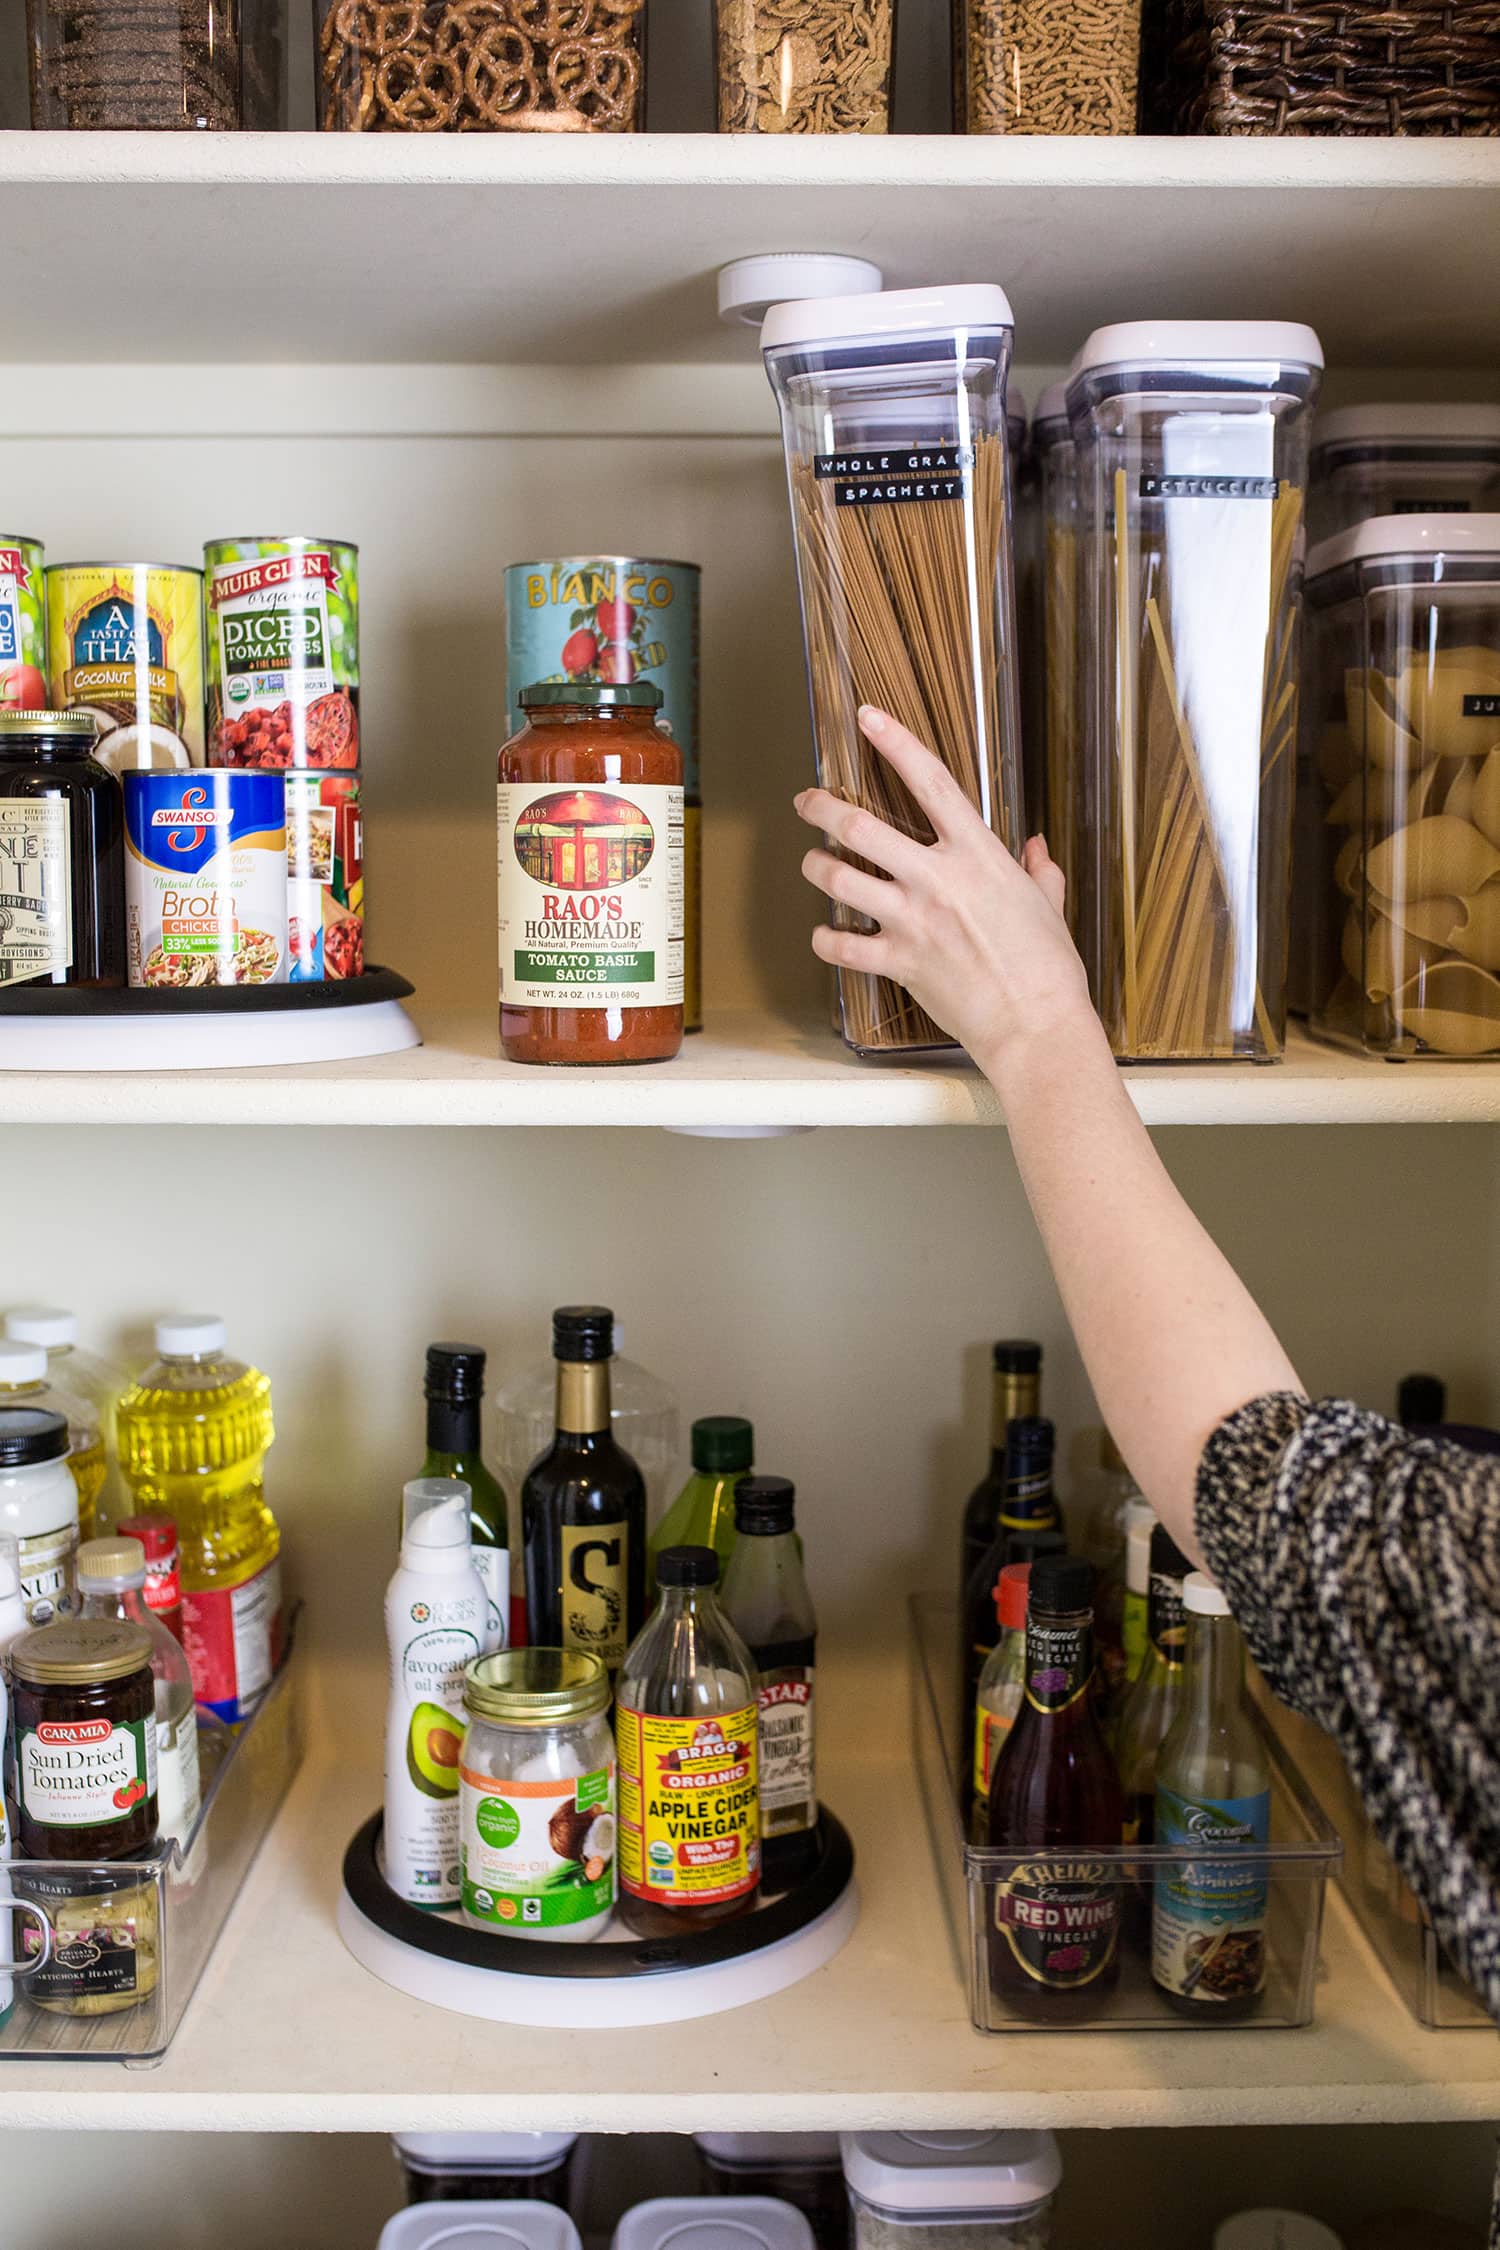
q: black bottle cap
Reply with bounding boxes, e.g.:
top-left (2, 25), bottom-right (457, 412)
top-left (1029, 1554), bottom-right (1094, 1615)
top-left (1398, 1372), bottom-right (1446, 1427)
top-left (552, 1306), bottom-right (615, 1363)
top-left (733, 1475), bottom-right (795, 1534)
top-left (993, 1339), bottom-right (1042, 1374)
top-left (1149, 1524), bottom-right (1192, 1581)
top-left (656, 1544), bottom-right (719, 1588)
top-left (0, 1407), bottom-right (68, 1468)
top-left (692, 1416), bottom-right (754, 1473)
top-left (1003, 1527), bottom-right (1067, 1569)
top-left (425, 1342), bottom-right (487, 1401)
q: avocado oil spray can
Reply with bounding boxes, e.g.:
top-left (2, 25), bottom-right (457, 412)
top-left (384, 1479), bottom-right (491, 1908)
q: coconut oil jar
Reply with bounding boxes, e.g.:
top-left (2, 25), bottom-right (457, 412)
top-left (459, 1649), bottom-right (616, 1942)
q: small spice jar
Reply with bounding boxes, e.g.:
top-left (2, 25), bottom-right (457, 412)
top-left (316, 0), bottom-right (645, 131)
top-left (714, 0), bottom-right (895, 133)
top-left (459, 1649), bottom-right (616, 1942)
top-left (0, 710), bottom-right (124, 992)
top-left (497, 681), bottom-right (685, 1065)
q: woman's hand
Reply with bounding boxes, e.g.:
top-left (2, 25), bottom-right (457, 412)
top-left (794, 705), bottom-right (1097, 1076)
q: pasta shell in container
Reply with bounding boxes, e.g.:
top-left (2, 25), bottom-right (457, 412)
top-left (761, 284), bottom-right (1025, 1058)
top-left (1303, 515), bottom-right (1500, 1058)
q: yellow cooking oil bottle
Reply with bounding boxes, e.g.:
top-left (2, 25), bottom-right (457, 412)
top-left (117, 1317), bottom-right (283, 1725)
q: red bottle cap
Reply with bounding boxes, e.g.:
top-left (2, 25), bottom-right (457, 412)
top-left (994, 1561), bottom-right (1031, 1633)
top-left (117, 1511), bottom-right (176, 1561)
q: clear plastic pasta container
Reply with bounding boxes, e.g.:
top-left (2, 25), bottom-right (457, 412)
top-left (1308, 406), bottom-right (1500, 547)
top-left (841, 2131), bottom-right (1061, 2250)
top-left (714, 0), bottom-right (895, 133)
top-left (1032, 382), bottom-right (1080, 932)
top-left (316, 0), bottom-right (645, 130)
top-left (1303, 516), bottom-right (1500, 1060)
top-left (761, 284), bottom-right (1025, 1058)
top-left (953, 0), bottom-right (1141, 134)
top-left (1069, 321), bottom-right (1322, 1061)
top-left (910, 1593), bottom-right (1340, 2034)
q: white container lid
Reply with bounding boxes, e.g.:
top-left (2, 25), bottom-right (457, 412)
top-left (155, 1315), bottom-right (227, 1356)
top-left (1125, 1500), bottom-right (1157, 1595)
top-left (394, 2135), bottom-right (579, 2174)
top-left (0, 1341), bottom-right (47, 1384)
top-left (380, 2202), bottom-right (582, 2250)
top-left (4, 1307), bottom-right (77, 1349)
top-left (1307, 512), bottom-right (1500, 582)
top-left (1213, 2213), bottom-right (1344, 2250)
top-left (719, 254), bottom-right (883, 329)
top-left (1312, 402), bottom-right (1500, 450)
top-left (1071, 320), bottom-right (1324, 379)
top-left (613, 2197), bottom-right (816, 2250)
top-left (761, 283), bottom-right (1014, 354)
top-left (839, 2133), bottom-right (1062, 2216)
top-left (1184, 1570), bottom-right (1231, 1617)
top-left (695, 2135), bottom-right (841, 2167)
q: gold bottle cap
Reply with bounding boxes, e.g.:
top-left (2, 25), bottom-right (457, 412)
top-left (465, 1648), bottom-right (610, 1726)
top-left (77, 1537), bottom-right (147, 1585)
top-left (11, 1616), bottom-right (154, 1685)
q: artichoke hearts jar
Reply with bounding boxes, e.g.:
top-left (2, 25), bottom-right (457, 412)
top-left (459, 1649), bottom-right (616, 1941)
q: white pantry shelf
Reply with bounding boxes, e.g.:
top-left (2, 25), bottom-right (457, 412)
top-left (4, 1007), bottom-right (1500, 1129)
top-left (0, 1650), bottom-right (1495, 2135)
top-left (6, 134), bottom-right (1500, 368)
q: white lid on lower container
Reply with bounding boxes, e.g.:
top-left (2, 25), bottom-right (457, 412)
top-left (613, 2198), bottom-right (817, 2250)
top-left (1213, 2213), bottom-right (1344, 2250)
top-left (1307, 512), bottom-right (1500, 581)
top-left (695, 2135), bottom-right (841, 2167)
top-left (839, 2133), bottom-right (1062, 2215)
top-left (761, 284), bottom-right (1014, 355)
top-left (718, 254), bottom-right (883, 328)
top-left (393, 2135), bottom-right (578, 2175)
top-left (1070, 320), bottom-right (1324, 379)
top-left (1312, 402), bottom-right (1500, 453)
top-left (379, 2201), bottom-right (583, 2250)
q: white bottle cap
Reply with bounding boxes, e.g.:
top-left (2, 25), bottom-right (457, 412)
top-left (155, 1315), bottom-right (228, 1356)
top-left (717, 251), bottom-right (883, 329)
top-left (402, 1478), bottom-right (473, 1555)
top-left (0, 1340), bottom-right (47, 1385)
top-left (5, 1306), bottom-right (77, 1349)
top-left (1125, 1500), bottom-right (1157, 1594)
top-left (1184, 1571), bottom-right (1232, 1617)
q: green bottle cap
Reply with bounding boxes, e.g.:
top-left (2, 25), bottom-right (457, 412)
top-left (691, 1415), bottom-right (754, 1473)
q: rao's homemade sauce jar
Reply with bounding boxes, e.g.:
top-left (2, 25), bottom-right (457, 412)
top-left (496, 681), bottom-right (684, 1065)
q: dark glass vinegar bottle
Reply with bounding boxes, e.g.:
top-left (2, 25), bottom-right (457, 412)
top-left (986, 1556), bottom-right (1123, 2023)
top-left (522, 1306), bottom-right (645, 1683)
top-left (420, 1343), bottom-right (516, 1651)
top-left (721, 1475), bottom-right (819, 1891)
top-left (0, 710), bottom-right (123, 990)
top-left (959, 1340), bottom-right (1042, 1595)
top-left (961, 1415), bottom-right (1062, 1756)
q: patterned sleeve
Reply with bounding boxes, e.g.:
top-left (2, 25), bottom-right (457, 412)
top-left (1195, 1392), bottom-right (1500, 2021)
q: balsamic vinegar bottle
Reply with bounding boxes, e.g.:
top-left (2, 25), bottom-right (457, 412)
top-left (959, 1340), bottom-right (1042, 1596)
top-left (721, 1475), bottom-right (819, 1891)
top-left (521, 1306), bottom-right (646, 1683)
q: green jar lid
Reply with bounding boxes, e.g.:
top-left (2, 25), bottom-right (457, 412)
top-left (519, 680), bottom-right (663, 711)
top-left (464, 1647), bottom-right (610, 1726)
top-left (691, 1416), bottom-right (754, 1474)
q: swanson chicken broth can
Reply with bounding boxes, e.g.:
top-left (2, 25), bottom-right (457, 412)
top-left (124, 771), bottom-right (288, 990)
top-left (506, 557), bottom-right (701, 1029)
top-left (46, 563), bottom-right (205, 771)
top-left (286, 770), bottom-right (364, 982)
top-left (0, 539), bottom-right (46, 709)
top-left (204, 537), bottom-right (360, 771)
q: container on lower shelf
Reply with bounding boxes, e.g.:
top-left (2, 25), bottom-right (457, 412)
top-left (393, 2136), bottom-right (581, 2209)
top-left (0, 1625), bottom-right (302, 2061)
top-left (694, 2135), bottom-right (846, 2250)
top-left (380, 2202), bottom-right (582, 2250)
top-left (615, 2199), bottom-right (814, 2250)
top-left (910, 1592), bottom-right (1341, 2033)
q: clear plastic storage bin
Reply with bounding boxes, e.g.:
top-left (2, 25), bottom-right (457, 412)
top-left (1308, 406), bottom-right (1500, 546)
top-left (1303, 516), bottom-right (1500, 1061)
top-left (1069, 321), bottom-right (1322, 1061)
top-left (953, 0), bottom-right (1140, 133)
top-left (762, 284), bottom-right (1025, 1058)
top-left (841, 2132), bottom-right (1060, 2250)
top-left (714, 0), bottom-right (895, 133)
top-left (910, 1593), bottom-right (1340, 2034)
top-left (615, 2199), bottom-right (815, 2250)
top-left (381, 2202), bottom-right (582, 2250)
top-left (696, 2136), bottom-right (847, 2250)
top-left (0, 1633), bottom-right (301, 2061)
top-left (395, 2135), bottom-right (581, 2209)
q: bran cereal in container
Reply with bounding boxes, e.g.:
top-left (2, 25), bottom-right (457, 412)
top-left (124, 771), bottom-right (288, 989)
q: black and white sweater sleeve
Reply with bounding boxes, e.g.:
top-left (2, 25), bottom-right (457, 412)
top-left (1195, 1392), bottom-right (1500, 2023)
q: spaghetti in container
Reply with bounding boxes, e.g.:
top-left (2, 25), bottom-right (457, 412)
top-left (1068, 320), bottom-right (1322, 1062)
top-left (762, 283), bottom-right (1024, 1058)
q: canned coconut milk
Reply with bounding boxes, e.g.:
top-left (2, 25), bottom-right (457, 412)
top-left (505, 557), bottom-right (702, 1030)
top-left (286, 770), bottom-right (364, 981)
top-left (0, 539), bottom-right (47, 708)
top-left (46, 564), bottom-right (205, 770)
top-left (204, 537), bottom-right (360, 771)
top-left (124, 771), bottom-right (288, 989)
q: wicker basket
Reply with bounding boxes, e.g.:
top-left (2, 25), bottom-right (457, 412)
top-left (1142, 2), bottom-right (1500, 133)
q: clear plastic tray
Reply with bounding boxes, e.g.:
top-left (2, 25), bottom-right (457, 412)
top-left (0, 1630), bottom-right (303, 2064)
top-left (910, 1593), bottom-right (1341, 2033)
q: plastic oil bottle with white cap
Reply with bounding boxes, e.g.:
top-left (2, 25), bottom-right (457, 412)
top-left (3, 1306), bottom-right (123, 1538)
top-left (116, 1317), bottom-right (282, 1727)
top-left (385, 1478), bottom-right (490, 1909)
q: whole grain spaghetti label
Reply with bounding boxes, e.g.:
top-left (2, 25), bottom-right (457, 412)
top-left (496, 779), bottom-right (684, 1009)
top-left (816, 444), bottom-right (973, 508)
top-left (617, 1702), bottom-right (759, 1906)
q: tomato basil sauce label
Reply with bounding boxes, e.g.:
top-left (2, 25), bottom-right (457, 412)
top-left (617, 1704), bottom-right (759, 1906)
top-left (496, 779), bottom-right (684, 1010)
top-left (205, 540), bottom-right (360, 773)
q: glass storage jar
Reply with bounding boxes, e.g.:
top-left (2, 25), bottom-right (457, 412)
top-left (0, 710), bottom-right (124, 994)
top-left (27, 0), bottom-right (247, 126)
top-left (316, 0), bottom-right (645, 130)
top-left (1069, 319), bottom-right (1322, 1061)
top-left (1308, 405), bottom-right (1500, 546)
top-left (1303, 515), bottom-right (1500, 1061)
top-left (459, 1649), bottom-right (615, 1941)
top-left (953, 0), bottom-right (1140, 133)
top-left (761, 283), bottom-right (1025, 1058)
top-left (840, 2132), bottom-right (1061, 2250)
top-left (714, 0), bottom-right (894, 133)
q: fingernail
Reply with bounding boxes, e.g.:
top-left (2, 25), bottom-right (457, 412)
top-left (858, 704), bottom-right (883, 729)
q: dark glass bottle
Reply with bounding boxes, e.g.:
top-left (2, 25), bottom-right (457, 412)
top-left (986, 1555), bottom-right (1123, 2022)
top-left (959, 1339), bottom-right (1042, 1595)
top-left (522, 1306), bottom-right (645, 1683)
top-left (721, 1475), bottom-right (819, 1892)
top-left (960, 1416), bottom-right (1063, 1757)
top-left (0, 709), bottom-right (123, 990)
top-left (1117, 1525), bottom-right (1192, 1849)
top-left (421, 1342), bottom-right (516, 1651)
top-left (1397, 1372), bottom-right (1445, 1428)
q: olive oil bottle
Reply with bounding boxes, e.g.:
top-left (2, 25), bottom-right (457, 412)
top-left (420, 1342), bottom-right (513, 1652)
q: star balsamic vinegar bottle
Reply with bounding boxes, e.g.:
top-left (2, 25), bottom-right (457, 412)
top-left (986, 1554), bottom-right (1123, 2023)
top-left (522, 1307), bottom-right (646, 1684)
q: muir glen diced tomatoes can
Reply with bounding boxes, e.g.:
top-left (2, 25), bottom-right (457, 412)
top-left (204, 537), bottom-right (359, 772)
top-left (505, 557), bottom-right (701, 1031)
